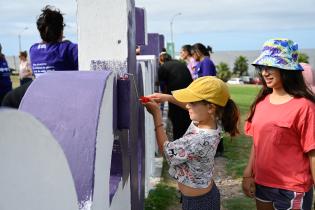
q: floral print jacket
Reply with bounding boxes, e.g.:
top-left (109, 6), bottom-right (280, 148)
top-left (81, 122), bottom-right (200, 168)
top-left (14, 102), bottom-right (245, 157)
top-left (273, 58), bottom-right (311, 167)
top-left (163, 122), bottom-right (222, 188)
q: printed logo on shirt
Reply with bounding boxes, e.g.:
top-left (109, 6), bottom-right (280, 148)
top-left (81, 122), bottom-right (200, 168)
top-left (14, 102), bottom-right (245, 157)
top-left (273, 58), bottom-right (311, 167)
top-left (32, 62), bottom-right (55, 77)
top-left (37, 44), bottom-right (46, 49)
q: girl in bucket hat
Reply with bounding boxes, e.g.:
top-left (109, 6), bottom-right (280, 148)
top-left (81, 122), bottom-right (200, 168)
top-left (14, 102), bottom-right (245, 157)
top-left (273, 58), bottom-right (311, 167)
top-left (142, 76), bottom-right (240, 210)
top-left (242, 38), bottom-right (315, 210)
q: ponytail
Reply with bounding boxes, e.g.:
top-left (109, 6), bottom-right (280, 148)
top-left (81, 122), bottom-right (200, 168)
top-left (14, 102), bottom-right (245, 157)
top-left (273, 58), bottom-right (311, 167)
top-left (218, 99), bottom-right (240, 136)
top-left (206, 46), bottom-right (213, 54)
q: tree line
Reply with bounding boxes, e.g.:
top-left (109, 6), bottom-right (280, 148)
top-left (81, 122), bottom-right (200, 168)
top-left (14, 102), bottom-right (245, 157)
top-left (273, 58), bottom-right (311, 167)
top-left (216, 52), bottom-right (310, 82)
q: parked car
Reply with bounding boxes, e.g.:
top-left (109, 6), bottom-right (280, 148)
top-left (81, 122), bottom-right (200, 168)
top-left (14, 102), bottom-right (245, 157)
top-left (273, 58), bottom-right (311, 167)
top-left (241, 76), bottom-right (255, 84)
top-left (253, 77), bottom-right (262, 85)
top-left (227, 78), bottom-right (244, 84)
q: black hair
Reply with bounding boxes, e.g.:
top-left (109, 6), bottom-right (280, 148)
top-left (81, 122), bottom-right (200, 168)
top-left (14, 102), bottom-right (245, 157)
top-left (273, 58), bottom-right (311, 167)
top-left (0, 43), bottom-right (4, 59)
top-left (19, 51), bottom-right (28, 58)
top-left (159, 53), bottom-right (172, 63)
top-left (247, 68), bottom-right (315, 122)
top-left (191, 43), bottom-right (213, 57)
top-left (182, 45), bottom-right (192, 56)
top-left (36, 5), bottom-right (64, 43)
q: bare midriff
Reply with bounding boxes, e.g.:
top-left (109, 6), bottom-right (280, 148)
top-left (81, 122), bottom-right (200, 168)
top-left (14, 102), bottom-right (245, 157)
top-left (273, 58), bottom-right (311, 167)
top-left (178, 180), bottom-right (213, 196)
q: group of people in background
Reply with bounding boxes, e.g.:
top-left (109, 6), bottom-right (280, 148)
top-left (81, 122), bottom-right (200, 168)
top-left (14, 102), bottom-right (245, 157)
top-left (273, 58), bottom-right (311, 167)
top-left (0, 5), bottom-right (78, 108)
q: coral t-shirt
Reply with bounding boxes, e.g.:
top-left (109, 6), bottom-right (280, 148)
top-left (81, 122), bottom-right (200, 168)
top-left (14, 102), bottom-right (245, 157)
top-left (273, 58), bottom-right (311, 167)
top-left (245, 95), bottom-right (315, 192)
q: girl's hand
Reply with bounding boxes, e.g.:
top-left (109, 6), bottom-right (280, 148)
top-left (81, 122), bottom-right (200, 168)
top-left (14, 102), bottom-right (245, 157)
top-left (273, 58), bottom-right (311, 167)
top-left (141, 97), bottom-right (161, 116)
top-left (242, 177), bottom-right (255, 198)
top-left (146, 93), bottom-right (169, 103)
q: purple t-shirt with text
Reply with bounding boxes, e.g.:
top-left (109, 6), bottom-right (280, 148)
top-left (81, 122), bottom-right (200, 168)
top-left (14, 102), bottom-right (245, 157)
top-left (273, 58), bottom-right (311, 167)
top-left (0, 57), bottom-right (12, 94)
top-left (193, 56), bottom-right (216, 79)
top-left (30, 40), bottom-right (78, 77)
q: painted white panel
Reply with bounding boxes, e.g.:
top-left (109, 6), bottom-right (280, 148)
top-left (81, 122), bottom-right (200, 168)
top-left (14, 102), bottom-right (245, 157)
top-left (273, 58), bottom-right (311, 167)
top-left (77, 0), bottom-right (129, 70)
top-left (0, 110), bottom-right (78, 210)
top-left (92, 74), bottom-right (131, 210)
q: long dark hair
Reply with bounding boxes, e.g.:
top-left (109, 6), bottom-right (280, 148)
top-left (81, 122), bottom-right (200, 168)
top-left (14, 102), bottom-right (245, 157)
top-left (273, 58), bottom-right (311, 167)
top-left (0, 43), bottom-right (4, 59)
top-left (182, 44), bottom-right (192, 56)
top-left (247, 69), bottom-right (315, 122)
top-left (191, 43), bottom-right (213, 57)
top-left (36, 5), bottom-right (64, 43)
top-left (216, 99), bottom-right (240, 136)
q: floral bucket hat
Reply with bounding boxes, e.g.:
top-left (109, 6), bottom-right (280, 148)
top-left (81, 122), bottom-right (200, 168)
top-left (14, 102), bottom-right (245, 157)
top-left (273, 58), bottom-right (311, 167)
top-left (252, 38), bottom-right (303, 71)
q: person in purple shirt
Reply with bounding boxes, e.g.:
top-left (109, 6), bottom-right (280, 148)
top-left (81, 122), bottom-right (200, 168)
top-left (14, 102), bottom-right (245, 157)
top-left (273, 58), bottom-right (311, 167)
top-left (30, 5), bottom-right (78, 78)
top-left (191, 43), bottom-right (216, 79)
top-left (2, 5), bottom-right (78, 108)
top-left (0, 43), bottom-right (13, 105)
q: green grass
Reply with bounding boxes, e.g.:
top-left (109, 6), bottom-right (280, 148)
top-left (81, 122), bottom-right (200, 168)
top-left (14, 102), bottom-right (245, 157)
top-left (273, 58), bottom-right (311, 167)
top-left (224, 84), bottom-right (260, 177)
top-left (223, 85), bottom-right (259, 210)
top-left (144, 183), bottom-right (178, 210)
top-left (10, 75), bottom-right (20, 88)
top-left (223, 196), bottom-right (256, 210)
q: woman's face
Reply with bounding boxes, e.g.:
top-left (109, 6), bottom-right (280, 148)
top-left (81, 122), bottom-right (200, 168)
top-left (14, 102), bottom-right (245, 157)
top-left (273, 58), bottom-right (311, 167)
top-left (19, 55), bottom-right (26, 61)
top-left (186, 101), bottom-right (213, 122)
top-left (180, 49), bottom-right (189, 60)
top-left (259, 66), bottom-right (283, 89)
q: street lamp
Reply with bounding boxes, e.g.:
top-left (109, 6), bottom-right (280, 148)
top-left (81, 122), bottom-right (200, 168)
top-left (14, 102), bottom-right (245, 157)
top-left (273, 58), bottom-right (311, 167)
top-left (18, 27), bottom-right (28, 52)
top-left (170, 12), bottom-right (181, 44)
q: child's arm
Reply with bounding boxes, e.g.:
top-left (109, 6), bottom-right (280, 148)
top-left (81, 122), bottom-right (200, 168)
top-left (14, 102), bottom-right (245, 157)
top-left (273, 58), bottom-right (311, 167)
top-left (142, 99), bottom-right (168, 154)
top-left (242, 144), bottom-right (255, 198)
top-left (147, 93), bottom-right (187, 110)
top-left (308, 149), bottom-right (315, 185)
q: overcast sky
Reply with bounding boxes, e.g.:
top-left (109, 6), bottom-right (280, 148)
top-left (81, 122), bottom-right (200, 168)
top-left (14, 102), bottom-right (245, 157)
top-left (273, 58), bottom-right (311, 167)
top-left (1, 0), bottom-right (315, 55)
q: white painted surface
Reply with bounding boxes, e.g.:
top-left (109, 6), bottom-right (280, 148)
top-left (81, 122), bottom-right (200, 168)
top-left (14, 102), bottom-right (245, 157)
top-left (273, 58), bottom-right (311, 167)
top-left (92, 74), bottom-right (131, 210)
top-left (77, 0), bottom-right (134, 209)
top-left (137, 55), bottom-right (162, 197)
top-left (77, 0), bottom-right (130, 70)
top-left (0, 110), bottom-right (78, 210)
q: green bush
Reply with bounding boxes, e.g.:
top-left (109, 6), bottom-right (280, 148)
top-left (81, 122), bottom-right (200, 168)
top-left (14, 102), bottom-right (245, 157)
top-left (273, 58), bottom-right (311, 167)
top-left (144, 183), bottom-right (178, 210)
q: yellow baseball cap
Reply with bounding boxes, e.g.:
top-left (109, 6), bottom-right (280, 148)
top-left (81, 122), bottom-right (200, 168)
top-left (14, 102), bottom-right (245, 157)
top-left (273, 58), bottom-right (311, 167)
top-left (172, 76), bottom-right (230, 106)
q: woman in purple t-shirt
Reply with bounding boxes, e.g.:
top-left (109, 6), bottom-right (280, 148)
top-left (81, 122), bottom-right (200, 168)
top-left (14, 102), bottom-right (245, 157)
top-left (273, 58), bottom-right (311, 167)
top-left (191, 43), bottom-right (216, 80)
top-left (1, 5), bottom-right (78, 108)
top-left (30, 5), bottom-right (78, 78)
top-left (0, 43), bottom-right (12, 105)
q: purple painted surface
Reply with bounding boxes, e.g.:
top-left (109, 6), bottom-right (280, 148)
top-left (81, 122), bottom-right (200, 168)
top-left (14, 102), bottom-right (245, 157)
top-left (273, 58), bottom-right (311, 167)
top-left (159, 34), bottom-right (165, 52)
top-left (117, 78), bottom-right (131, 129)
top-left (112, 78), bottom-right (118, 131)
top-left (141, 33), bottom-right (160, 58)
top-left (136, 64), bottom-right (145, 201)
top-left (128, 62), bottom-right (145, 210)
top-left (135, 7), bottom-right (146, 46)
top-left (19, 71), bottom-right (111, 208)
top-left (129, 3), bottom-right (146, 209)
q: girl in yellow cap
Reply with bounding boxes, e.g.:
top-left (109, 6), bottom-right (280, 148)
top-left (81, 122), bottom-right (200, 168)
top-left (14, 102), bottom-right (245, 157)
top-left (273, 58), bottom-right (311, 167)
top-left (142, 76), bottom-right (240, 210)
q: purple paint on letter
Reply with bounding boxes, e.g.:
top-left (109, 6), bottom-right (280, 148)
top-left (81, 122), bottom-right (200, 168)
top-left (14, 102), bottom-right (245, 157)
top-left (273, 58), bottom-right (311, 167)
top-left (19, 71), bottom-right (111, 209)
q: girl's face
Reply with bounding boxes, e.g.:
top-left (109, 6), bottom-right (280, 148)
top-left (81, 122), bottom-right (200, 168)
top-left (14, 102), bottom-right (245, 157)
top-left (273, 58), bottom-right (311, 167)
top-left (186, 101), bottom-right (214, 123)
top-left (19, 55), bottom-right (26, 61)
top-left (259, 66), bottom-right (283, 89)
top-left (180, 49), bottom-right (189, 60)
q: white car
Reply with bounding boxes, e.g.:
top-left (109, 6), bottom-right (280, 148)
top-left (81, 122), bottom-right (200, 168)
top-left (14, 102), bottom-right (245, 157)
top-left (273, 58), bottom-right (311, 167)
top-left (227, 78), bottom-right (244, 85)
